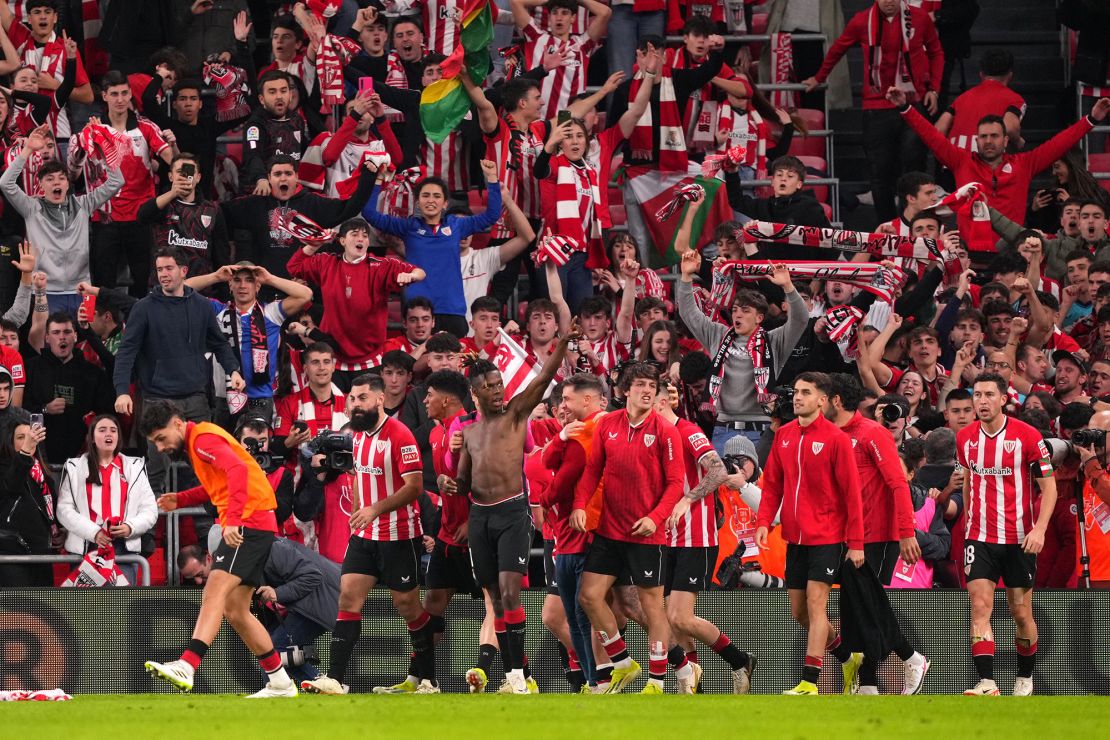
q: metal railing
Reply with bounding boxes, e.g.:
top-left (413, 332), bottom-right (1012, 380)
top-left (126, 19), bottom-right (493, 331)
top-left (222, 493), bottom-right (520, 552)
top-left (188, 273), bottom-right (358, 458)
top-left (0, 554), bottom-right (151, 586)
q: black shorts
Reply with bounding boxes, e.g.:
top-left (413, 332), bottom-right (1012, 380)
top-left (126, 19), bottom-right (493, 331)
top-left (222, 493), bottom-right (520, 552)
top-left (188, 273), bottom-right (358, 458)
top-left (341, 536), bottom-right (422, 592)
top-left (211, 527), bottom-right (274, 587)
top-left (468, 494), bottom-right (533, 587)
top-left (425, 538), bottom-right (480, 597)
top-left (543, 539), bottom-right (559, 595)
top-left (784, 543), bottom-right (846, 590)
top-left (664, 546), bottom-right (718, 594)
top-left (865, 541), bottom-right (901, 585)
top-left (964, 540), bottom-right (1037, 588)
top-left (584, 534), bottom-right (666, 589)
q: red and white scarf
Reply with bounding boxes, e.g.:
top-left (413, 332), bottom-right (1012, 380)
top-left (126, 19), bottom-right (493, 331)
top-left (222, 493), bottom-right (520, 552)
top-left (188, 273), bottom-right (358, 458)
top-left (703, 112), bottom-right (768, 178)
top-left (656, 182), bottom-right (704, 222)
top-left (718, 260), bottom-right (906, 303)
top-left (203, 58), bottom-right (251, 122)
top-left (382, 165), bottom-right (427, 217)
top-left (316, 34), bottom-right (364, 112)
top-left (29, 458), bottom-right (56, 536)
top-left (666, 47), bottom-right (720, 153)
top-left (769, 33), bottom-right (798, 109)
top-left (278, 210), bottom-right (337, 245)
top-left (824, 305), bottom-right (867, 358)
top-left (68, 121), bottom-right (130, 220)
top-left (708, 325), bottom-right (773, 411)
top-left (534, 232), bottom-right (576, 267)
top-left (86, 456), bottom-right (128, 527)
top-left (736, 221), bottom-right (943, 262)
top-left (934, 182), bottom-right (993, 252)
top-left (549, 155), bottom-right (603, 263)
top-left (868, 1), bottom-right (916, 97)
top-left (629, 66), bottom-right (687, 172)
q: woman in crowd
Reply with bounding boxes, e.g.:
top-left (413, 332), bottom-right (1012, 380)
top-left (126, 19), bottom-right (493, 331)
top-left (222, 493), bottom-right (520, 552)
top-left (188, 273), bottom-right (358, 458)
top-left (1028, 148), bottom-right (1110, 233)
top-left (56, 414), bottom-right (156, 584)
top-left (638, 319), bottom-right (681, 381)
top-left (0, 414), bottom-right (53, 586)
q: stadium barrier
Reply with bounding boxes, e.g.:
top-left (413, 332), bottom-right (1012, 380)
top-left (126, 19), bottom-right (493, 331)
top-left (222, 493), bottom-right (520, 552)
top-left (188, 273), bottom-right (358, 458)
top-left (0, 554), bottom-right (151, 586)
top-left (2, 588), bottom-right (1108, 695)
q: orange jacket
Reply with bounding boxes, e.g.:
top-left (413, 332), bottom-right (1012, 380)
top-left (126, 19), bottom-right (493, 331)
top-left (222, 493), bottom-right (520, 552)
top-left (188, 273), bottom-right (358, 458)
top-left (176, 422), bottom-right (277, 531)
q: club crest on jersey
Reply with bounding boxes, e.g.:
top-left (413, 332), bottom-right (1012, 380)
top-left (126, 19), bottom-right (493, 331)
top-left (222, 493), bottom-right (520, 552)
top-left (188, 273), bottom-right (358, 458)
top-left (201, 214), bottom-right (212, 228)
top-left (644, 434), bottom-right (656, 448)
top-left (400, 444), bottom-right (419, 465)
top-left (811, 442), bottom-right (824, 455)
top-left (1003, 440), bottom-right (1016, 454)
top-left (376, 440), bottom-right (387, 453)
top-left (851, 439), bottom-right (858, 448)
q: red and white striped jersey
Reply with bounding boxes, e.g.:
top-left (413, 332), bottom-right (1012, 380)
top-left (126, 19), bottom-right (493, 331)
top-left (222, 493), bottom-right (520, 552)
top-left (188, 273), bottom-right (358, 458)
top-left (6, 22), bottom-right (91, 139)
top-left (352, 417), bottom-right (423, 541)
top-left (422, 130), bottom-right (466, 191)
top-left (534, 5), bottom-right (588, 35)
top-left (669, 418), bottom-right (718, 547)
top-left (522, 24), bottom-right (598, 121)
top-left (956, 416), bottom-right (1052, 545)
top-left (485, 117), bottom-right (546, 231)
top-left (259, 54), bottom-right (316, 95)
top-left (422, 0), bottom-right (462, 56)
top-left (715, 106), bottom-right (769, 166)
top-left (588, 330), bottom-right (630, 374)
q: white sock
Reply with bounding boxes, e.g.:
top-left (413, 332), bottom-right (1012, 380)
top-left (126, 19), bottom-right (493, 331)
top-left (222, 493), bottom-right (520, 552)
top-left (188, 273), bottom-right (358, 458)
top-left (406, 674), bottom-right (419, 685)
top-left (614, 656), bottom-right (632, 669)
top-left (648, 677), bottom-right (664, 688)
top-left (676, 663), bottom-right (693, 680)
top-left (267, 666), bottom-right (291, 687)
top-left (509, 668), bottom-right (525, 681)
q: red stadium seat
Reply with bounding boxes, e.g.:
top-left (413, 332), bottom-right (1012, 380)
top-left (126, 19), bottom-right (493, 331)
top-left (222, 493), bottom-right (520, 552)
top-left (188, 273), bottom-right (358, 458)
top-left (820, 202), bottom-right (833, 221)
top-left (806, 184), bottom-right (829, 203)
top-left (788, 132), bottom-right (827, 159)
top-left (749, 13), bottom-right (768, 60)
top-left (795, 108), bottom-right (825, 130)
top-left (797, 155), bottom-right (827, 176)
top-left (610, 204), bottom-right (627, 226)
top-left (1090, 153), bottom-right (1110, 174)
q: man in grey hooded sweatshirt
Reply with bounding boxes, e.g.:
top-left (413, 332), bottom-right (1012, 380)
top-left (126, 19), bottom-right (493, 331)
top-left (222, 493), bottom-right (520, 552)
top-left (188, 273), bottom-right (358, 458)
top-left (0, 123), bottom-right (124, 316)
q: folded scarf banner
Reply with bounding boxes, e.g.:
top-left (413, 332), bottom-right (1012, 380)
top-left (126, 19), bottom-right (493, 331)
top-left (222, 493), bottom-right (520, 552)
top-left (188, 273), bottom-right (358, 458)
top-left (734, 221), bottom-right (943, 262)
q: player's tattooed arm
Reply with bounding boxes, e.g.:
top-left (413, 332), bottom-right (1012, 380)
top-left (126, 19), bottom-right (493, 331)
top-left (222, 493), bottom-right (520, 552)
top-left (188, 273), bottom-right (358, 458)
top-left (686, 451), bottom-right (727, 502)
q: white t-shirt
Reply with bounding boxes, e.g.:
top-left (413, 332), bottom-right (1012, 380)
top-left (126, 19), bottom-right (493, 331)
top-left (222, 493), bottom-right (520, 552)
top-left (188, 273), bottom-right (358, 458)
top-left (460, 247), bottom-right (505, 320)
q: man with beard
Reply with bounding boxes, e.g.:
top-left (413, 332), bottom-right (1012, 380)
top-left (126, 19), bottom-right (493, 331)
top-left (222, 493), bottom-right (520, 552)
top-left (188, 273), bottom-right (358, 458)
top-left (1053, 350), bottom-right (1090, 405)
top-left (454, 327), bottom-right (578, 693)
top-left (302, 374), bottom-right (432, 695)
top-left (242, 70), bottom-right (310, 195)
top-left (223, 155), bottom-right (373, 283)
top-left (142, 399), bottom-right (295, 698)
top-left (297, 91), bottom-right (400, 198)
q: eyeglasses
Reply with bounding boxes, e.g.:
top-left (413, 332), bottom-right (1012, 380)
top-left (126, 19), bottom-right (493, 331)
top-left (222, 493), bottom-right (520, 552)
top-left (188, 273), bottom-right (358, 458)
top-left (986, 361), bottom-right (1011, 369)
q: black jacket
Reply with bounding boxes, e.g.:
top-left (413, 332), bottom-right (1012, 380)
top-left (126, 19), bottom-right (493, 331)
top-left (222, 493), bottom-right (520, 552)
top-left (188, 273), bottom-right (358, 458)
top-left (222, 171), bottom-right (374, 279)
top-left (25, 351), bottom-right (114, 465)
top-left (0, 452), bottom-right (53, 556)
top-left (724, 173), bottom-right (831, 260)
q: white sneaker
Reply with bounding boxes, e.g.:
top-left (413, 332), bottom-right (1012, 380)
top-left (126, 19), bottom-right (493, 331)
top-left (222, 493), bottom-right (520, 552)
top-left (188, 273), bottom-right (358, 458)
top-left (246, 681), bottom-right (297, 698)
top-left (145, 659), bottom-right (194, 692)
top-left (507, 672), bottom-right (529, 695)
top-left (300, 676), bottom-right (349, 695)
top-left (677, 662), bottom-right (703, 694)
top-left (414, 679), bottom-right (441, 694)
top-left (732, 654), bottom-right (756, 695)
top-left (902, 655), bottom-right (930, 695)
top-left (1013, 677), bottom-right (1034, 696)
top-left (496, 679), bottom-right (513, 694)
top-left (963, 678), bottom-right (1000, 696)
top-left (856, 686), bottom-right (879, 695)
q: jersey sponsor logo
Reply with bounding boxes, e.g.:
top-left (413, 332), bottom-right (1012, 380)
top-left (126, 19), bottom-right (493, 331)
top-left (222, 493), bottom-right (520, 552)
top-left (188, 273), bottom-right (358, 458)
top-left (355, 463), bottom-right (384, 475)
top-left (811, 442), bottom-right (824, 455)
top-left (968, 462), bottom-right (1013, 477)
top-left (195, 448), bottom-right (216, 463)
top-left (1037, 440), bottom-right (1050, 459)
top-left (689, 432), bottom-right (708, 447)
top-left (167, 230), bottom-right (210, 250)
top-left (400, 444), bottom-right (419, 465)
top-left (644, 434), bottom-right (656, 448)
top-left (1003, 440), bottom-right (1017, 454)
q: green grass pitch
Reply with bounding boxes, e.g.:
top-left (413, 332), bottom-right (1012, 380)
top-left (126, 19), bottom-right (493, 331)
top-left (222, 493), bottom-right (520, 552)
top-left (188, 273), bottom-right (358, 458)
top-left (6, 694), bottom-right (1108, 739)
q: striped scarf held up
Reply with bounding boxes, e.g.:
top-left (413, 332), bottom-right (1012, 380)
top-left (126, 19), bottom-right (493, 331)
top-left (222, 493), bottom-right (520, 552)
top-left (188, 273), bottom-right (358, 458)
top-left (629, 67), bottom-right (687, 172)
top-left (549, 155), bottom-right (605, 267)
top-left (316, 34), bottom-right (364, 112)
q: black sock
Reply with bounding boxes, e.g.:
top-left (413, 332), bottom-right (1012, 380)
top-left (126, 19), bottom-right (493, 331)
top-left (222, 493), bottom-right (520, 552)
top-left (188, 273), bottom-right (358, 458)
top-left (713, 641), bottom-right (750, 672)
top-left (557, 641), bottom-right (570, 674)
top-left (329, 619), bottom-right (360, 684)
top-left (893, 634), bottom-right (915, 662)
top-left (410, 623), bottom-right (437, 685)
top-left (859, 658), bottom-right (878, 687)
top-left (567, 668), bottom-right (585, 691)
top-left (802, 664), bottom-right (821, 684)
top-left (827, 633), bottom-right (852, 663)
top-left (667, 645), bottom-right (687, 668)
top-left (494, 629), bottom-right (511, 674)
top-left (407, 652), bottom-right (419, 680)
top-left (595, 664), bottom-right (614, 684)
top-left (506, 619), bottom-right (527, 671)
top-left (477, 643), bottom-right (497, 673)
top-left (973, 654), bottom-right (994, 681)
top-left (1017, 651), bottom-right (1036, 679)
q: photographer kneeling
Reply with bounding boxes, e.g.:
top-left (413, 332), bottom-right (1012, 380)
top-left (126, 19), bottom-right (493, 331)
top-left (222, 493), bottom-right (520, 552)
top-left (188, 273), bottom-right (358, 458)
top-left (1073, 409), bottom-right (1110, 587)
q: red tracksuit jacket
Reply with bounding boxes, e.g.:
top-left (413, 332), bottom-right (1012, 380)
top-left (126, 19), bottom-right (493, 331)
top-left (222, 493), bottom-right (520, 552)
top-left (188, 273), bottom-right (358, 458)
top-left (574, 409), bottom-right (684, 546)
top-left (841, 413), bottom-right (915, 543)
top-left (756, 413), bottom-right (865, 549)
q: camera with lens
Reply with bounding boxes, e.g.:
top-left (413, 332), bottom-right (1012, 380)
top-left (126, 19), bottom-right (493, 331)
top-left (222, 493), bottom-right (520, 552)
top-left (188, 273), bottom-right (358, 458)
top-left (1072, 428), bottom-right (1107, 448)
top-left (307, 430), bottom-right (355, 471)
top-left (881, 403), bottom-right (908, 424)
top-left (242, 437), bottom-right (281, 470)
top-left (722, 454), bottom-right (754, 476)
top-left (762, 385), bottom-right (796, 423)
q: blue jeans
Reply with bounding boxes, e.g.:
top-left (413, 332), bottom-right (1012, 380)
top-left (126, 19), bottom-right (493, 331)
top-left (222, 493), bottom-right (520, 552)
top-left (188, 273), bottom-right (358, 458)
top-left (557, 251), bottom-right (593, 317)
top-left (555, 552), bottom-right (594, 682)
top-left (265, 612), bottom-right (327, 685)
top-left (711, 425), bottom-right (763, 455)
top-left (606, 8), bottom-right (665, 79)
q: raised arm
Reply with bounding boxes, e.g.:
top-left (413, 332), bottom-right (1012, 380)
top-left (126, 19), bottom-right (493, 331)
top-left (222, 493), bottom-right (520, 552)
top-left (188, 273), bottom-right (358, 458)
top-left (510, 323), bottom-right (579, 419)
top-left (567, 71), bottom-right (625, 121)
top-left (617, 54), bottom-right (658, 138)
top-left (866, 313), bottom-right (904, 388)
top-left (614, 260), bottom-right (638, 345)
top-left (581, 0), bottom-right (612, 42)
top-left (498, 181), bottom-right (535, 264)
top-left (544, 261), bottom-right (573, 336)
top-left (461, 71), bottom-right (500, 136)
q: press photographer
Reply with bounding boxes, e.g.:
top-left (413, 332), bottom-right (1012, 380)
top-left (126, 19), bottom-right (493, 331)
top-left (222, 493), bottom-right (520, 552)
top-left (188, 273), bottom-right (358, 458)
top-left (714, 436), bottom-right (786, 590)
top-left (1039, 402), bottom-right (1095, 587)
top-left (234, 417), bottom-right (296, 526)
top-left (1073, 409), bottom-right (1110, 587)
top-left (292, 426), bottom-right (356, 565)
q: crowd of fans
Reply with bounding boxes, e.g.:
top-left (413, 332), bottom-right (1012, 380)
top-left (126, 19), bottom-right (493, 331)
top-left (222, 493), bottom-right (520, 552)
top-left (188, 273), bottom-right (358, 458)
top-left (1, 0), bottom-right (1110, 599)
